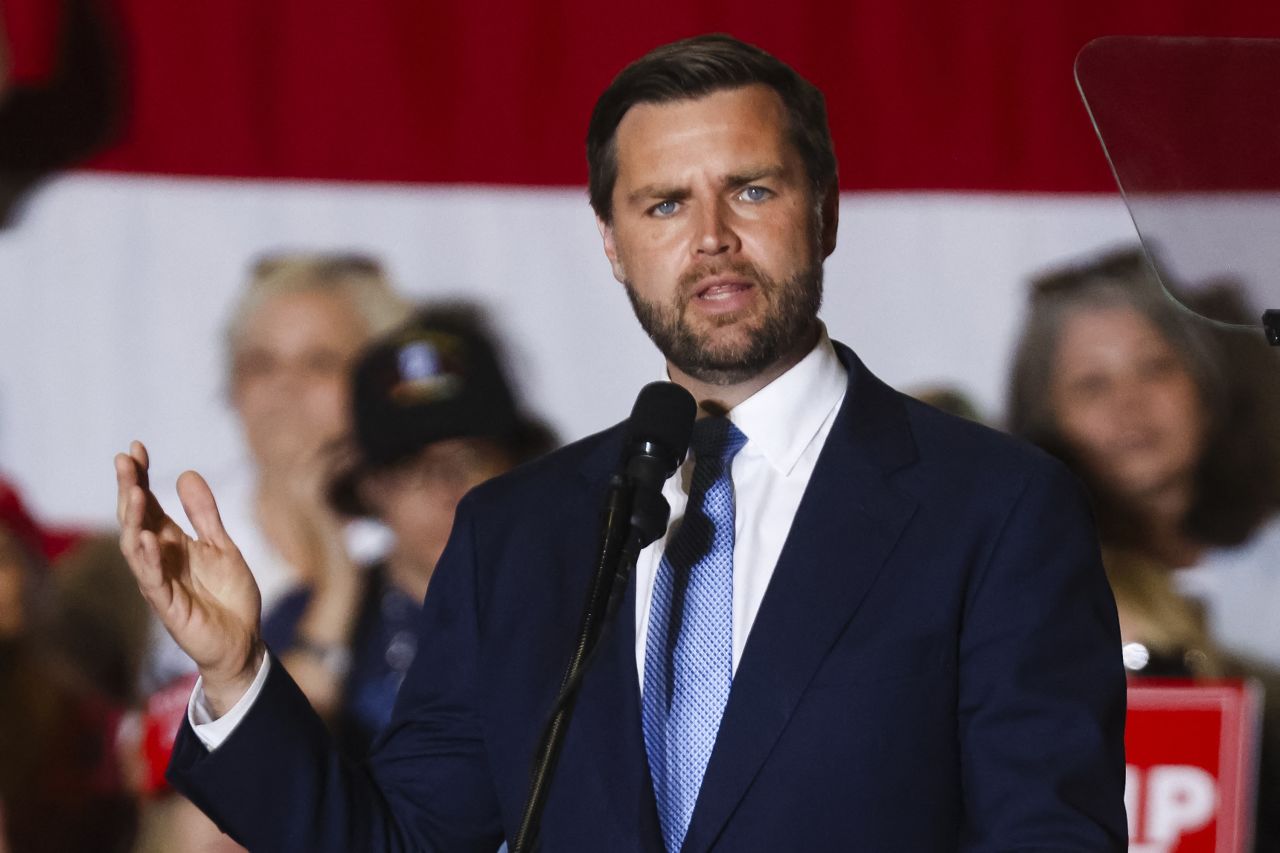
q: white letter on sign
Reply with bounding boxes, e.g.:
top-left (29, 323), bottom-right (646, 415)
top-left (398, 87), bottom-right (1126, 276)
top-left (1124, 765), bottom-right (1140, 839)
top-left (1146, 765), bottom-right (1217, 842)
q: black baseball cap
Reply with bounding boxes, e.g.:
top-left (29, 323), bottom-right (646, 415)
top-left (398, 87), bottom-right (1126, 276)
top-left (328, 307), bottom-right (541, 516)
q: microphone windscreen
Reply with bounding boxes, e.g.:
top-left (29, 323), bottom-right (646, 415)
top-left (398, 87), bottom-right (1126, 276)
top-left (626, 381), bottom-right (696, 467)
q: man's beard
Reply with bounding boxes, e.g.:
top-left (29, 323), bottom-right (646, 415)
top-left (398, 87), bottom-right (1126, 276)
top-left (624, 257), bottom-right (824, 386)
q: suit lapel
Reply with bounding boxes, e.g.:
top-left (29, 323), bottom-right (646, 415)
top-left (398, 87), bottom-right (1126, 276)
top-left (682, 348), bottom-right (919, 853)
top-left (569, 560), bottom-right (665, 850)
top-left (555, 431), bottom-right (664, 850)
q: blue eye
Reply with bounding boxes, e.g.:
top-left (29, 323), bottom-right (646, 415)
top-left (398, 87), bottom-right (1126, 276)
top-left (739, 185), bottom-right (770, 202)
top-left (651, 200), bottom-right (679, 217)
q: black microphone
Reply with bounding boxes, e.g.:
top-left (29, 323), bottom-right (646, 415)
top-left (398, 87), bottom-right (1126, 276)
top-left (623, 381), bottom-right (697, 547)
top-left (512, 382), bottom-right (695, 853)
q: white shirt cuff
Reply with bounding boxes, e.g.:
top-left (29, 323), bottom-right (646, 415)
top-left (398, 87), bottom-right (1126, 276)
top-left (187, 653), bottom-right (272, 751)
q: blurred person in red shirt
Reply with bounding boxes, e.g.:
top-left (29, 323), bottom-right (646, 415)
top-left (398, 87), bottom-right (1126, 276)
top-left (0, 479), bottom-right (135, 853)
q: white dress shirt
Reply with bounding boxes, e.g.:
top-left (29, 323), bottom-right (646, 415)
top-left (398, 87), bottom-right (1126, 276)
top-left (635, 330), bottom-right (847, 688)
top-left (191, 330), bottom-right (847, 749)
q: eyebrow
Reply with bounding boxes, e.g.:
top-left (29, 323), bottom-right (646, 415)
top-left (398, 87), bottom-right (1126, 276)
top-left (625, 165), bottom-right (790, 206)
top-left (723, 165), bottom-right (786, 187)
top-left (627, 185), bottom-right (691, 205)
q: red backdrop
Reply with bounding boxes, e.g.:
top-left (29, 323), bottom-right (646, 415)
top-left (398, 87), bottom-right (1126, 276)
top-left (5, 0), bottom-right (1280, 190)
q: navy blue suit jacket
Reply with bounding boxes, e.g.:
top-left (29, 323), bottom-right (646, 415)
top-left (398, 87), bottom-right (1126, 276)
top-left (170, 345), bottom-right (1128, 851)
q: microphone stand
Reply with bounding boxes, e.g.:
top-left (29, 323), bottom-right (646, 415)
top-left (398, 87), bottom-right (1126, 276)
top-left (512, 468), bottom-right (672, 853)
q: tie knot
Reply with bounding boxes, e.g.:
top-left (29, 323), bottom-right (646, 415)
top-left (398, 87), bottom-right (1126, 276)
top-left (690, 417), bottom-right (747, 463)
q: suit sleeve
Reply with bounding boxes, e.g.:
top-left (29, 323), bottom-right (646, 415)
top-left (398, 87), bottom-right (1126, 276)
top-left (167, 494), bottom-right (505, 852)
top-left (957, 459), bottom-right (1128, 851)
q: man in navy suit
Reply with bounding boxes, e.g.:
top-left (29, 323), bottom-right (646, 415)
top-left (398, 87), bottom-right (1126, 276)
top-left (116, 34), bottom-right (1127, 851)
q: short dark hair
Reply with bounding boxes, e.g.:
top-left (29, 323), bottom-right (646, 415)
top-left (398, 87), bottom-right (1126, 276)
top-left (586, 33), bottom-right (837, 223)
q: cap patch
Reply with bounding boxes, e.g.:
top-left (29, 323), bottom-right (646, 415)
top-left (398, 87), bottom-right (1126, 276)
top-left (391, 335), bottom-right (464, 404)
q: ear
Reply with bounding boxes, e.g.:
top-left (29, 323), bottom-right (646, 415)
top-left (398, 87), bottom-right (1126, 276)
top-left (819, 182), bottom-right (839, 258)
top-left (596, 216), bottom-right (628, 284)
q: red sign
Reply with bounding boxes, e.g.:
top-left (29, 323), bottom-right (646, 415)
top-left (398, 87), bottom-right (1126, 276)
top-left (1125, 679), bottom-right (1262, 852)
top-left (140, 672), bottom-right (199, 795)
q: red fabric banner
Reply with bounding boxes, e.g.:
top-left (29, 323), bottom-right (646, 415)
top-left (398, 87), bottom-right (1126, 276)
top-left (0, 0), bottom-right (63, 83)
top-left (6, 0), bottom-right (1280, 190)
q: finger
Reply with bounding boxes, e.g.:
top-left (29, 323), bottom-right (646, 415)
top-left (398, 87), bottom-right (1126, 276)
top-left (118, 485), bottom-right (140, 563)
top-left (135, 529), bottom-right (162, 584)
top-left (115, 452), bottom-right (137, 525)
top-left (120, 487), bottom-right (162, 588)
top-left (177, 470), bottom-right (232, 547)
top-left (130, 440), bottom-right (151, 490)
top-left (119, 481), bottom-right (145, 545)
top-left (137, 530), bottom-right (175, 611)
top-left (117, 444), bottom-right (167, 530)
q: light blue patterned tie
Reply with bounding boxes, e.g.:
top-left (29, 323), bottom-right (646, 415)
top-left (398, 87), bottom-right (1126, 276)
top-left (642, 416), bottom-right (747, 853)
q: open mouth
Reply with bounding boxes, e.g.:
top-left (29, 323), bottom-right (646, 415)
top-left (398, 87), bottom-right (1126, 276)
top-left (694, 277), bottom-right (754, 301)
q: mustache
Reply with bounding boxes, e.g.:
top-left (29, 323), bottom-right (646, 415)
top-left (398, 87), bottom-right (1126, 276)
top-left (677, 259), bottom-right (768, 292)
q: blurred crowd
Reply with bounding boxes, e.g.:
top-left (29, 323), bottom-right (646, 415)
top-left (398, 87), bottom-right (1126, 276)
top-left (1, 254), bottom-right (556, 852)
top-left (3, 244), bottom-right (1280, 850)
top-left (1007, 247), bottom-right (1280, 850)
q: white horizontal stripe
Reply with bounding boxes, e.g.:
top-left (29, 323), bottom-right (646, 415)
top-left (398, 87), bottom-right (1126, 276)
top-left (0, 173), bottom-right (1138, 524)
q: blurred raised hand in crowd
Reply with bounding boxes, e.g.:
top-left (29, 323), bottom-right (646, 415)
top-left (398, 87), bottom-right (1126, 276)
top-left (262, 305), bottom-right (556, 754)
top-left (216, 253), bottom-right (410, 617)
top-left (112, 303), bottom-right (555, 850)
top-left (126, 252), bottom-right (410, 852)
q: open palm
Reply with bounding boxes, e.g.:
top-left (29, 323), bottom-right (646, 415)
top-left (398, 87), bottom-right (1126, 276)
top-left (116, 441), bottom-right (263, 713)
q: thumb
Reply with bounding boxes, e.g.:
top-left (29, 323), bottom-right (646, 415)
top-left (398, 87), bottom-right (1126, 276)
top-left (176, 470), bottom-right (232, 547)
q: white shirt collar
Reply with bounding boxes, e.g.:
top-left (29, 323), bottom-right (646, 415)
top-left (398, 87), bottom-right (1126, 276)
top-left (660, 327), bottom-right (847, 475)
top-left (726, 327), bottom-right (846, 475)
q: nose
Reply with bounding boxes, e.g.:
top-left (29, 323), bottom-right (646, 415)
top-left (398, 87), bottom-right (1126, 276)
top-left (694, 198), bottom-right (739, 257)
top-left (1110, 376), bottom-right (1157, 424)
top-left (267, 359), bottom-right (316, 400)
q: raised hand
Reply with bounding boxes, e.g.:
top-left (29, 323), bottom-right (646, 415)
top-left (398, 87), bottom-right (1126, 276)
top-left (115, 440), bottom-right (264, 717)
